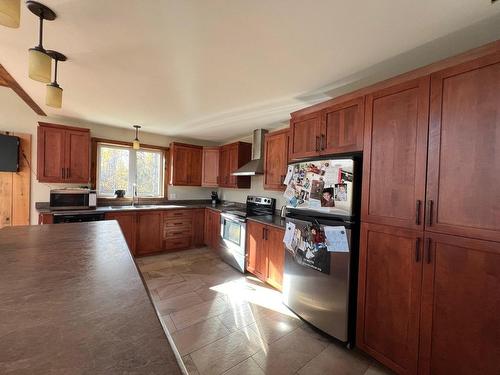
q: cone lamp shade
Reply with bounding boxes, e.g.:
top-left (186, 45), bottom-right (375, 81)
top-left (45, 50), bottom-right (66, 109)
top-left (0, 0), bottom-right (20, 28)
top-left (29, 48), bottom-right (51, 82)
top-left (26, 1), bottom-right (56, 82)
top-left (133, 125), bottom-right (141, 150)
top-left (46, 83), bottom-right (62, 108)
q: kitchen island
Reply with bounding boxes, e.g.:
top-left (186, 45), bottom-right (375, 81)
top-left (0, 221), bottom-right (183, 374)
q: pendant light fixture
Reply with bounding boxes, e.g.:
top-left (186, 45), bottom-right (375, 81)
top-left (133, 125), bottom-right (141, 150)
top-left (27, 1), bottom-right (56, 83)
top-left (45, 50), bottom-right (66, 108)
top-left (0, 0), bottom-right (20, 28)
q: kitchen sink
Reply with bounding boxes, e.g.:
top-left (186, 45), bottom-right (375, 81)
top-left (107, 204), bottom-right (187, 209)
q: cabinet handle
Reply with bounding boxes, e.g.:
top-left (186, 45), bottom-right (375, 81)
top-left (415, 238), bottom-right (420, 262)
top-left (426, 200), bottom-right (433, 226)
top-left (315, 136), bottom-right (320, 152)
top-left (262, 227), bottom-right (265, 240)
top-left (321, 134), bottom-right (325, 151)
top-left (62, 167), bottom-right (65, 179)
top-left (265, 227), bottom-right (268, 240)
top-left (67, 168), bottom-right (70, 179)
top-left (415, 200), bottom-right (421, 225)
top-left (425, 238), bottom-right (431, 264)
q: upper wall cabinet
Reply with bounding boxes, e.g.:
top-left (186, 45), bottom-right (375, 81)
top-left (425, 53), bottom-right (500, 242)
top-left (218, 141), bottom-right (252, 188)
top-left (289, 97), bottom-right (364, 160)
top-left (169, 142), bottom-right (203, 186)
top-left (361, 78), bottom-right (430, 231)
top-left (201, 147), bottom-right (220, 187)
top-left (264, 129), bottom-right (289, 191)
top-left (37, 122), bottom-right (90, 183)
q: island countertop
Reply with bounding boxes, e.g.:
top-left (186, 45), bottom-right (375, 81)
top-left (0, 221), bottom-right (183, 374)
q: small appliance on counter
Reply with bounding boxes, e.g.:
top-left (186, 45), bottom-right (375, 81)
top-left (211, 191), bottom-right (220, 206)
top-left (49, 188), bottom-right (97, 211)
top-left (219, 195), bottom-right (276, 273)
top-left (114, 189), bottom-right (126, 198)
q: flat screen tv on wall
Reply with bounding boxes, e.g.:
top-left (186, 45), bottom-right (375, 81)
top-left (0, 134), bottom-right (20, 172)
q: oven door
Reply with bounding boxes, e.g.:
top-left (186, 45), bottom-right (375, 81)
top-left (220, 213), bottom-right (246, 273)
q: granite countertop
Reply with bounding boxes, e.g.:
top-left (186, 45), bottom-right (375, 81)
top-left (37, 201), bottom-right (238, 215)
top-left (0, 221), bottom-right (183, 374)
top-left (247, 214), bottom-right (287, 230)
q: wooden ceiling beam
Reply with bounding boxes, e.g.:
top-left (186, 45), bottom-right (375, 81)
top-left (0, 64), bottom-right (46, 116)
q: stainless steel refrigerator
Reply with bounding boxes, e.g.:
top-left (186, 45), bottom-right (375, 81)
top-left (282, 157), bottom-right (360, 346)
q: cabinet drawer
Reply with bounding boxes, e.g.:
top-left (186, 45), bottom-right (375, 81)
top-left (164, 226), bottom-right (192, 239)
top-left (164, 219), bottom-right (192, 228)
top-left (163, 210), bottom-right (193, 219)
top-left (164, 238), bottom-right (191, 250)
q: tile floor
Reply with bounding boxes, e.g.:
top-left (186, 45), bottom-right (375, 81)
top-left (136, 248), bottom-right (393, 375)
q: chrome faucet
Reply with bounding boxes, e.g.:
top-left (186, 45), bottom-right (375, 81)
top-left (132, 184), bottom-right (139, 206)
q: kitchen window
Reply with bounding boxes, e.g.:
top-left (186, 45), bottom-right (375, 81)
top-left (96, 142), bottom-right (165, 198)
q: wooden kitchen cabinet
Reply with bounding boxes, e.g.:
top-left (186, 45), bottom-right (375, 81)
top-left (37, 123), bottom-right (90, 183)
top-left (357, 222), bottom-right (423, 375)
top-left (361, 78), bottom-right (429, 230)
top-left (204, 208), bottom-right (221, 250)
top-left (218, 142), bottom-right (252, 188)
top-left (105, 211), bottom-right (137, 255)
top-left (289, 97), bottom-right (364, 160)
top-left (169, 142), bottom-right (203, 186)
top-left (265, 226), bottom-right (285, 291)
top-left (246, 220), bottom-right (285, 290)
top-left (289, 112), bottom-right (322, 159)
top-left (201, 147), bottom-right (220, 187)
top-left (426, 53), bottom-right (500, 242)
top-left (246, 220), bottom-right (267, 279)
top-left (321, 97), bottom-right (364, 154)
top-left (263, 129), bottom-right (289, 191)
top-left (418, 232), bottom-right (500, 375)
top-left (191, 208), bottom-right (205, 247)
top-left (136, 211), bottom-right (163, 255)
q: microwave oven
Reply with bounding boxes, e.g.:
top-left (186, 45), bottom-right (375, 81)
top-left (49, 189), bottom-right (97, 210)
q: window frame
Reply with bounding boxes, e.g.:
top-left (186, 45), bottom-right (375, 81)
top-left (91, 138), bottom-right (169, 200)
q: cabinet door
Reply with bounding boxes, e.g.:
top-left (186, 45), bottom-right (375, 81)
top-left (246, 220), bottom-right (266, 278)
top-left (218, 147), bottom-right (229, 187)
top-left (227, 145), bottom-right (238, 188)
top-left (65, 129), bottom-right (90, 183)
top-left (289, 113), bottom-right (321, 160)
top-left (357, 223), bottom-right (423, 375)
top-left (191, 209), bottom-right (205, 247)
top-left (361, 78), bottom-right (429, 230)
top-left (321, 97), bottom-right (364, 154)
top-left (204, 209), bottom-right (212, 246)
top-left (188, 147), bottom-right (203, 186)
top-left (136, 211), bottom-right (162, 255)
top-left (266, 226), bottom-right (285, 290)
top-left (426, 53), bottom-right (500, 242)
top-left (202, 147), bottom-right (220, 187)
top-left (264, 130), bottom-right (289, 191)
top-left (37, 125), bottom-right (65, 182)
top-left (170, 145), bottom-right (190, 185)
top-left (419, 233), bottom-right (500, 375)
top-left (105, 212), bottom-right (137, 255)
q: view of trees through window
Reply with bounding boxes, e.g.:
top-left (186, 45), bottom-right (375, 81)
top-left (97, 144), bottom-right (164, 197)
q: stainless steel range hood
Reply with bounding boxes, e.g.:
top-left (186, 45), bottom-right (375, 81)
top-left (232, 129), bottom-right (268, 176)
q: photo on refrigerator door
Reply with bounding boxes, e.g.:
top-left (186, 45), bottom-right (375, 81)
top-left (284, 221), bottom-right (330, 275)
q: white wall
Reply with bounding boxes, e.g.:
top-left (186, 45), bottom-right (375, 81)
top-left (0, 87), bottom-right (215, 225)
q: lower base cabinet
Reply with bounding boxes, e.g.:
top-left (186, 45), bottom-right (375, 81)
top-left (357, 223), bottom-right (422, 375)
top-left (418, 232), bottom-right (500, 375)
top-left (105, 212), bottom-right (137, 255)
top-left (246, 220), bottom-right (285, 290)
top-left (136, 211), bottom-right (163, 256)
top-left (357, 222), bottom-right (500, 375)
top-left (204, 208), bottom-right (221, 250)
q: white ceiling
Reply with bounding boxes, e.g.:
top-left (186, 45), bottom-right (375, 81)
top-left (0, 0), bottom-right (499, 141)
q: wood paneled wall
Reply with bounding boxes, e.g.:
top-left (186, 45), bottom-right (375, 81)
top-left (0, 132), bottom-right (31, 228)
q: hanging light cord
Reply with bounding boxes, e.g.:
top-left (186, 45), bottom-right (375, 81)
top-left (53, 59), bottom-right (58, 85)
top-left (37, 13), bottom-right (44, 49)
